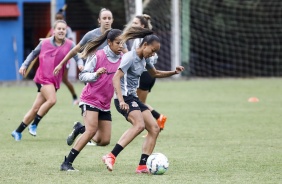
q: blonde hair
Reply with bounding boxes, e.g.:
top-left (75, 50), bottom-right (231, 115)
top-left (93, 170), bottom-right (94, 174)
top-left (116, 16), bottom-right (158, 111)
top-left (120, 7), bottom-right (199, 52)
top-left (53, 20), bottom-right (67, 29)
top-left (123, 14), bottom-right (153, 33)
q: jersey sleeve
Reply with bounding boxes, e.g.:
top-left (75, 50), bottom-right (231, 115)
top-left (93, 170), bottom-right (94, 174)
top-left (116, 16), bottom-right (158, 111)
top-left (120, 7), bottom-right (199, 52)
top-left (118, 52), bottom-right (133, 73)
top-left (78, 31), bottom-right (93, 47)
top-left (78, 55), bottom-right (99, 82)
top-left (21, 42), bottom-right (42, 68)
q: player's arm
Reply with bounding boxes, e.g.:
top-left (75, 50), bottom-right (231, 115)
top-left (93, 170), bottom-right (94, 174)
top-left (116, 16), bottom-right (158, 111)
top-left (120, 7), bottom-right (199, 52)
top-left (147, 65), bottom-right (185, 78)
top-left (53, 43), bottom-right (81, 75)
top-left (113, 69), bottom-right (128, 111)
top-left (19, 42), bottom-right (42, 76)
top-left (79, 55), bottom-right (106, 82)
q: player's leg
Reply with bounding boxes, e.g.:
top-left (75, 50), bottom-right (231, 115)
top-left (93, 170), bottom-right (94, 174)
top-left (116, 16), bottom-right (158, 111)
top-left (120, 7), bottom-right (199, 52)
top-left (136, 109), bottom-right (160, 173)
top-left (102, 96), bottom-right (146, 171)
top-left (61, 108), bottom-right (99, 171)
top-left (11, 85), bottom-right (46, 140)
top-left (27, 84), bottom-right (57, 136)
top-left (92, 111), bottom-right (112, 146)
top-left (138, 71), bottom-right (167, 130)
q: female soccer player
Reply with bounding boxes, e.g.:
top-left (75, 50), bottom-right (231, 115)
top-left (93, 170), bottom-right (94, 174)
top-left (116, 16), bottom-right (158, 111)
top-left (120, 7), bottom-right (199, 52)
top-left (102, 27), bottom-right (184, 173)
top-left (60, 29), bottom-right (123, 171)
top-left (11, 20), bottom-right (84, 141)
top-left (46, 8), bottom-right (80, 105)
top-left (130, 14), bottom-right (167, 132)
top-left (54, 8), bottom-right (127, 146)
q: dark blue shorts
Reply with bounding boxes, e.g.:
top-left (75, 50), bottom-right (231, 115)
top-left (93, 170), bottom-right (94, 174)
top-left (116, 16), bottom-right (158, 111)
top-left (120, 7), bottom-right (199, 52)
top-left (114, 95), bottom-right (149, 121)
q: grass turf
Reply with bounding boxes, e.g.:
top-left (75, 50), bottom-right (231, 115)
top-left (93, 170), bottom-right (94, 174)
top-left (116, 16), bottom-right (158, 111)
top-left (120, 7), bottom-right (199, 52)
top-left (0, 78), bottom-right (281, 184)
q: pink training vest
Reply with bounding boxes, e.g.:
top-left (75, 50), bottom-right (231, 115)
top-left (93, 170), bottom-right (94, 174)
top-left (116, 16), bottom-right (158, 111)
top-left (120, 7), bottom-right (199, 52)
top-left (34, 38), bottom-right (72, 89)
top-left (80, 49), bottom-right (122, 111)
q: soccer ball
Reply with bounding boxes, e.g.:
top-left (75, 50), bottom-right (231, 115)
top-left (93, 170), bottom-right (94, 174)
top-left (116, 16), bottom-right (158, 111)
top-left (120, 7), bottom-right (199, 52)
top-left (146, 153), bottom-right (169, 175)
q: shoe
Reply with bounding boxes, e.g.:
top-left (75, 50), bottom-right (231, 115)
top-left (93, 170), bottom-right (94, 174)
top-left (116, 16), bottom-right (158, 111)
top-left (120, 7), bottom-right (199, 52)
top-left (87, 140), bottom-right (97, 146)
top-left (66, 122), bottom-right (83, 146)
top-left (73, 99), bottom-right (79, 105)
top-left (60, 157), bottom-right (78, 171)
top-left (11, 130), bottom-right (22, 141)
top-left (28, 124), bottom-right (37, 136)
top-left (136, 165), bottom-right (149, 174)
top-left (157, 114), bottom-right (167, 130)
top-left (102, 153), bottom-right (116, 171)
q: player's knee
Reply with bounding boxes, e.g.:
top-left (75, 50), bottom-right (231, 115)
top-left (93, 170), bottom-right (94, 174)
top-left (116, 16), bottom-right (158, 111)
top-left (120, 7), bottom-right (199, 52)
top-left (135, 123), bottom-right (146, 133)
top-left (47, 98), bottom-right (57, 106)
top-left (97, 140), bottom-right (110, 146)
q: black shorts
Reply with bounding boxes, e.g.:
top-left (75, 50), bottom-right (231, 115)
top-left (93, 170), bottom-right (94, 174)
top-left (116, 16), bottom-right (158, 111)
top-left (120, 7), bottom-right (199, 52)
top-left (79, 104), bottom-right (112, 121)
top-left (114, 95), bottom-right (149, 121)
top-left (138, 71), bottom-right (156, 92)
top-left (36, 83), bottom-right (57, 92)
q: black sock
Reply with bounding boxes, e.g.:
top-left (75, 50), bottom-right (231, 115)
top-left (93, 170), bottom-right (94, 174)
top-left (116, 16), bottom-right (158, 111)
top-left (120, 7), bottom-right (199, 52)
top-left (111, 144), bottom-right (124, 157)
top-left (73, 94), bottom-right (77, 100)
top-left (151, 110), bottom-right (160, 120)
top-left (139, 154), bottom-right (149, 165)
top-left (15, 122), bottom-right (27, 133)
top-left (31, 114), bottom-right (42, 126)
top-left (65, 148), bottom-right (80, 164)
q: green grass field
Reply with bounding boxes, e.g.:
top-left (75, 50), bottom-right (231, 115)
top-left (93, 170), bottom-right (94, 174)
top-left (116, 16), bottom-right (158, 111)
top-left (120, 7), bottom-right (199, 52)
top-left (0, 78), bottom-right (281, 184)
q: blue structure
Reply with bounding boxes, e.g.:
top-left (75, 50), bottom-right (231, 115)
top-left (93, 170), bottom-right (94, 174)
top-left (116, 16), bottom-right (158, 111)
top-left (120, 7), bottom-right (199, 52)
top-left (0, 0), bottom-right (64, 81)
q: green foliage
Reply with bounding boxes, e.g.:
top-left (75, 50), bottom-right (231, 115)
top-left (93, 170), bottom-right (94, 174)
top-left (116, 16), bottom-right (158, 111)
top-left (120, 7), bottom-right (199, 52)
top-left (0, 79), bottom-right (281, 183)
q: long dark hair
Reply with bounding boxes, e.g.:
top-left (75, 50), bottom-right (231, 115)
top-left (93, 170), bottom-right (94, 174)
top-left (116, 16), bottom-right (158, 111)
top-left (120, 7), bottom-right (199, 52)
top-left (80, 29), bottom-right (122, 59)
top-left (121, 27), bottom-right (160, 46)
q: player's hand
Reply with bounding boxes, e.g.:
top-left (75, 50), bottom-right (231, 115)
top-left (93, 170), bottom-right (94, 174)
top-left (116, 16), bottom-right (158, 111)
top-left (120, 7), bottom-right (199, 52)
top-left (19, 67), bottom-right (26, 76)
top-left (53, 64), bottom-right (63, 75)
top-left (78, 65), bottom-right (84, 71)
top-left (96, 67), bottom-right (107, 76)
top-left (119, 101), bottom-right (129, 112)
top-left (175, 66), bottom-right (185, 74)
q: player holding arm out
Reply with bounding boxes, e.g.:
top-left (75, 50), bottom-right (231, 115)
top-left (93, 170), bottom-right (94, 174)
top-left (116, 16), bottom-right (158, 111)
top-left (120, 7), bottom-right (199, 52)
top-left (102, 27), bottom-right (184, 173)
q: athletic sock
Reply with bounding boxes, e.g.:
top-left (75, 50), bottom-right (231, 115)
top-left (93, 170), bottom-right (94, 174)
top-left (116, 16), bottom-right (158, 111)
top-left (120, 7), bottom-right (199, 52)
top-left (73, 94), bottom-right (78, 100)
top-left (66, 148), bottom-right (80, 164)
top-left (15, 122), bottom-right (27, 133)
top-left (31, 114), bottom-right (42, 126)
top-left (139, 154), bottom-right (149, 165)
top-left (151, 110), bottom-right (160, 120)
top-left (111, 144), bottom-right (124, 157)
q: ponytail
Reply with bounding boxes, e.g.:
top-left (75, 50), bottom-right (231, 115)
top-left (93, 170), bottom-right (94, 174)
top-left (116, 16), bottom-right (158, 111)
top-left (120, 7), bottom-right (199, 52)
top-left (121, 27), bottom-right (153, 42)
top-left (121, 27), bottom-right (160, 47)
top-left (80, 29), bottom-right (122, 59)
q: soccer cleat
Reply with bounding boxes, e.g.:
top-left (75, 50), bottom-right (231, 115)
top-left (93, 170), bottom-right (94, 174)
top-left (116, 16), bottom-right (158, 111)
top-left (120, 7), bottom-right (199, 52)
top-left (28, 124), bottom-right (37, 136)
top-left (102, 153), bottom-right (116, 171)
top-left (87, 140), bottom-right (97, 146)
top-left (11, 130), bottom-right (22, 141)
top-left (157, 114), bottom-right (167, 130)
top-left (136, 165), bottom-right (149, 174)
top-left (60, 157), bottom-right (78, 171)
top-left (66, 122), bottom-right (83, 146)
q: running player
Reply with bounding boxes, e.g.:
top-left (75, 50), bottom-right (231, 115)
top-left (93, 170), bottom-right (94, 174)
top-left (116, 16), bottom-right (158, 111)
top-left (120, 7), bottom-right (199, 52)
top-left (60, 29), bottom-right (123, 171)
top-left (11, 20), bottom-right (83, 141)
top-left (102, 27), bottom-right (184, 173)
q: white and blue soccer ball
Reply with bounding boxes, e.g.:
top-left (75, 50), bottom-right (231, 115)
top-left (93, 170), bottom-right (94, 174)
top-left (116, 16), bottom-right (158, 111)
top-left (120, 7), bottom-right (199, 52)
top-left (146, 153), bottom-right (169, 175)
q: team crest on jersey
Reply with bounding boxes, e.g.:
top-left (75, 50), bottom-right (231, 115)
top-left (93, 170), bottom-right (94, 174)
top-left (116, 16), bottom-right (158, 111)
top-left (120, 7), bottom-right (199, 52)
top-left (131, 101), bottom-right (138, 107)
